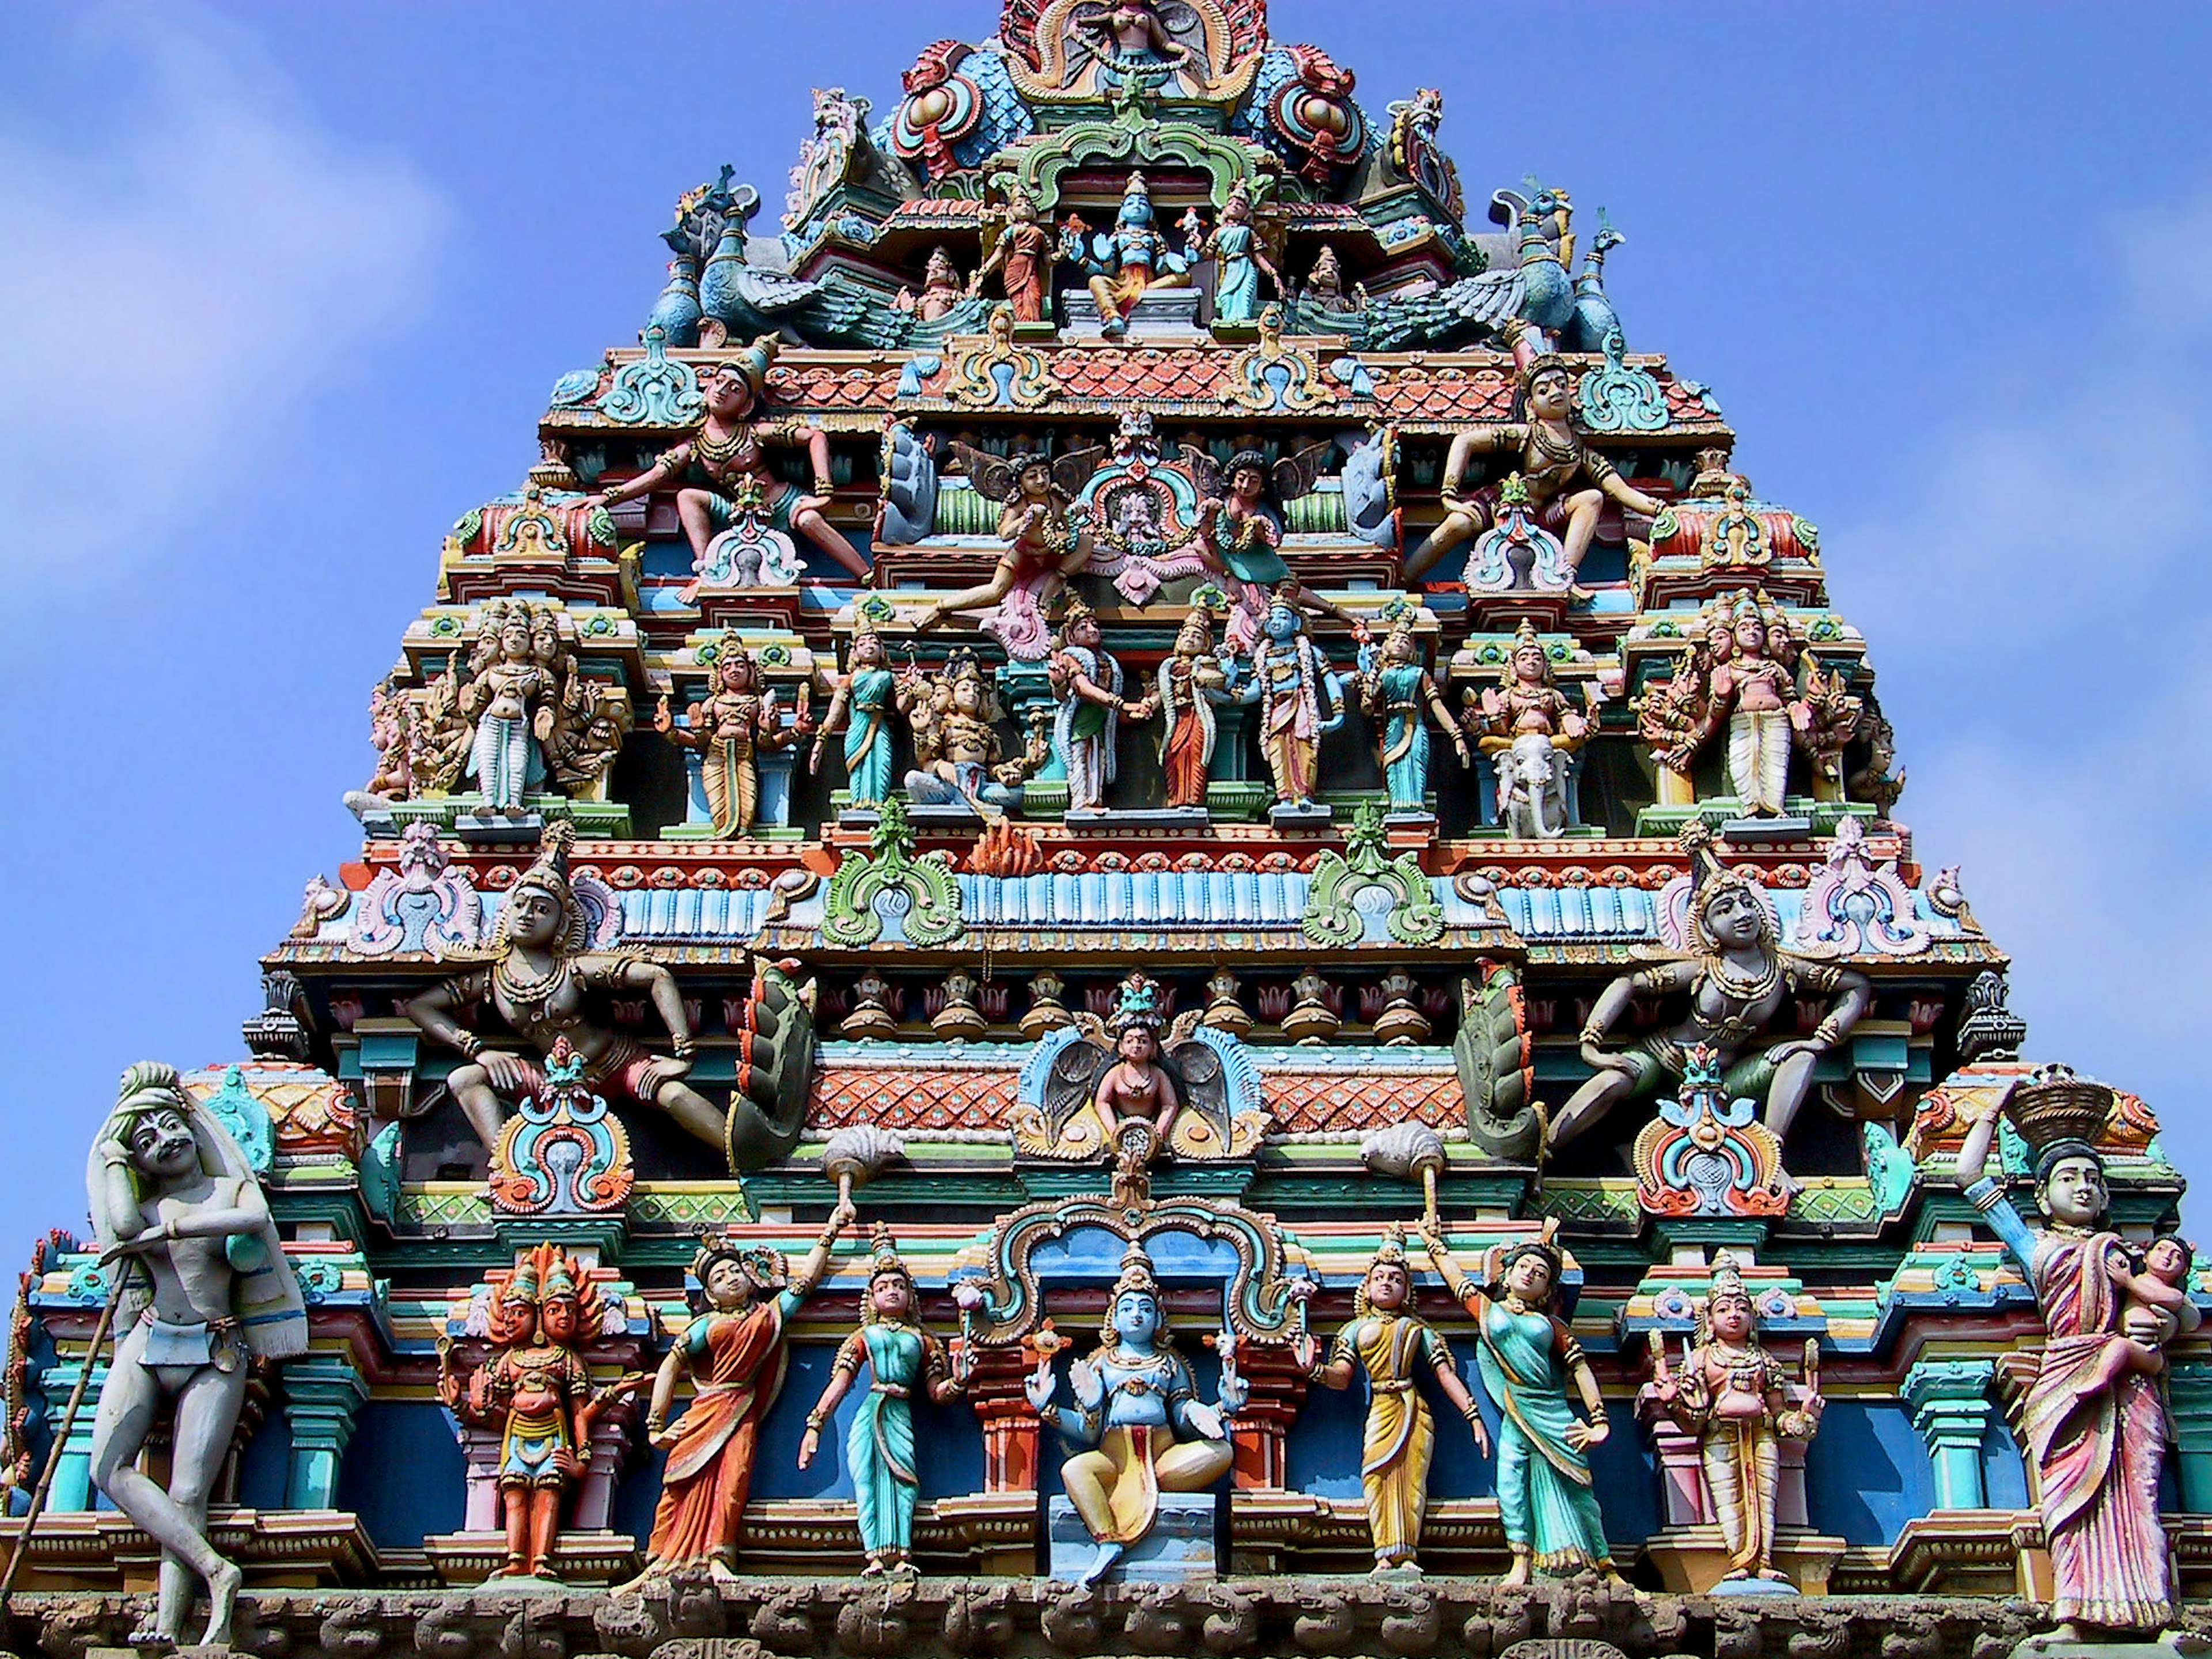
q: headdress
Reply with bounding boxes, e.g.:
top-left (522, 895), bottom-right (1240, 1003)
top-left (1100, 1242), bottom-right (1167, 1343)
top-left (1678, 821), bottom-right (1778, 954)
top-left (1383, 611), bottom-right (1419, 657)
top-left (1119, 172), bottom-right (1154, 225)
top-left (864, 1222), bottom-right (916, 1322)
top-left (1224, 180), bottom-right (1253, 215)
top-left (1692, 1257), bottom-right (1756, 1344)
top-left (1108, 971), bottom-right (1164, 1034)
top-left (1058, 596), bottom-right (1097, 635)
top-left (1355, 1223), bottom-right (1414, 1315)
top-left (1487, 1217), bottom-right (1564, 1304)
top-left (690, 1230), bottom-right (790, 1303)
top-left (501, 821), bottom-right (588, 954)
top-left (711, 333), bottom-right (779, 399)
top-left (1516, 349), bottom-right (1573, 399)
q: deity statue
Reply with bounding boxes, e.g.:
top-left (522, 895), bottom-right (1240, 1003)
top-left (585, 340), bottom-right (869, 581)
top-left (654, 647), bottom-right (797, 839)
top-left (86, 1063), bottom-right (308, 1647)
top-left (435, 1244), bottom-right (645, 1581)
top-left (1063, 173), bottom-right (1192, 338)
top-left (1202, 183), bottom-right (1281, 325)
top-left (1074, 1), bottom-right (1194, 78)
top-left (1049, 600), bottom-right (1152, 815)
top-left (1956, 1083), bottom-right (2202, 1638)
top-left (460, 600), bottom-right (558, 813)
top-left (896, 246), bottom-right (967, 322)
top-left (1704, 592), bottom-right (1808, 817)
top-left (1024, 1244), bottom-right (1246, 1585)
top-left (1295, 1226), bottom-right (1490, 1574)
top-left (1224, 587), bottom-right (1347, 812)
top-left (1302, 244), bottom-right (1363, 315)
top-left (1082, 975), bottom-right (1187, 1164)
top-left (969, 190), bottom-right (1054, 323)
top-left (1183, 441), bottom-right (1359, 649)
top-left (918, 442), bottom-right (1105, 649)
top-left (402, 823), bottom-right (728, 1155)
top-left (1640, 1265), bottom-right (1823, 1585)
top-left (809, 624), bottom-right (897, 808)
top-left (1420, 1221), bottom-right (1628, 1589)
top-left (1548, 826), bottom-right (1870, 1153)
top-left (1403, 351), bottom-right (1663, 593)
top-left (1153, 607), bottom-right (1232, 809)
top-left (1464, 620), bottom-right (1590, 838)
top-left (1354, 615), bottom-right (1469, 815)
top-left (636, 1203), bottom-right (855, 1581)
top-left (900, 652), bottom-right (1050, 817)
top-left (798, 1225), bottom-right (969, 1576)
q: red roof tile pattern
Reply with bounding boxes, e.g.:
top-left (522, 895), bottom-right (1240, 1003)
top-left (1264, 1069), bottom-right (1462, 1133)
top-left (1049, 347), bottom-right (1231, 401)
top-left (884, 199), bottom-right (988, 228)
top-left (1369, 363), bottom-right (1514, 425)
top-left (768, 363), bottom-right (905, 410)
top-left (810, 1066), bottom-right (1017, 1130)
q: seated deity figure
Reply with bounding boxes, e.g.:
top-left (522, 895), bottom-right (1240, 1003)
top-left (1403, 350), bottom-right (1663, 594)
top-left (401, 823), bottom-right (726, 1154)
top-left (1062, 173), bottom-right (1192, 338)
top-left (585, 339), bottom-right (869, 581)
top-left (1464, 620), bottom-right (1590, 838)
top-left (900, 652), bottom-right (1050, 817)
top-left (1641, 1264), bottom-right (1823, 1585)
top-left (1025, 1244), bottom-right (1246, 1585)
top-left (87, 1063), bottom-right (308, 1648)
top-left (896, 246), bottom-right (966, 321)
top-left (1548, 825), bottom-right (1870, 1154)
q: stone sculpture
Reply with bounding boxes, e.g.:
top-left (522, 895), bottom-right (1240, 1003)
top-left (656, 647), bottom-right (797, 838)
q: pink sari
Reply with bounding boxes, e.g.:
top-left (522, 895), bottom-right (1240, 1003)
top-left (2024, 1230), bottom-right (2171, 1628)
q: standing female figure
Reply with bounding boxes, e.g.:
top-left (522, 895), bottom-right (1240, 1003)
top-left (810, 625), bottom-right (896, 808)
top-left (1296, 1225), bottom-right (1489, 1573)
top-left (1957, 1096), bottom-right (2199, 1637)
top-left (636, 1202), bottom-right (855, 1580)
top-left (1421, 1221), bottom-right (1627, 1588)
top-left (797, 1226), bottom-right (968, 1575)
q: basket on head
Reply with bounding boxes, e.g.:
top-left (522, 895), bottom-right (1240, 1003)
top-left (2004, 1063), bottom-right (2114, 1156)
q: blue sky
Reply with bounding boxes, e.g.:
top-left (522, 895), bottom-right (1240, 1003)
top-left (1, 1), bottom-right (2207, 1253)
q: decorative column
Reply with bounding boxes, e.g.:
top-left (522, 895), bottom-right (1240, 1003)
top-left (2165, 1362), bottom-right (2212, 1513)
top-left (40, 1360), bottom-right (107, 1513)
top-left (282, 1355), bottom-right (369, 1510)
top-left (1903, 1357), bottom-right (1995, 1510)
top-left (1228, 1346), bottom-right (1303, 1490)
top-left (965, 1347), bottom-right (1041, 1493)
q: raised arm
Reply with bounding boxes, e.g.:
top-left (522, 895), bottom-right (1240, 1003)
top-left (1955, 1109), bottom-right (2037, 1277)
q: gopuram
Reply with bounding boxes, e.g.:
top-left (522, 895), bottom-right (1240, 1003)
top-left (2, 5), bottom-right (2200, 1657)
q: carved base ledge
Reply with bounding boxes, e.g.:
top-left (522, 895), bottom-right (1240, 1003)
top-left (422, 1530), bottom-right (641, 1588)
top-left (1637, 1524), bottom-right (1846, 1596)
top-left (0, 1508), bottom-right (373, 1591)
top-left (1888, 1510), bottom-right (2045, 1600)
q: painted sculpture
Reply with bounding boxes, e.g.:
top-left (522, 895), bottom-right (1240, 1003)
top-left (1184, 441), bottom-right (1354, 648)
top-left (1154, 606), bottom-right (1232, 810)
top-left (969, 189), bottom-right (1054, 322)
top-left (586, 343), bottom-right (869, 581)
top-left (797, 1225), bottom-right (968, 1576)
top-left (1421, 1221), bottom-right (1627, 1589)
top-left (1354, 615), bottom-right (1468, 816)
top-left (809, 624), bottom-right (897, 808)
top-left (1640, 1265), bottom-right (1821, 1586)
top-left (1957, 1077), bottom-right (2200, 1638)
top-left (1404, 352), bottom-right (1662, 592)
top-left (897, 247), bottom-right (968, 322)
top-left (1224, 588), bottom-right (1347, 814)
top-left (1024, 1244), bottom-right (1245, 1584)
top-left (1048, 600), bottom-right (1151, 816)
top-left (919, 443), bottom-right (1104, 654)
top-left (1295, 1226), bottom-right (1489, 1574)
top-left (435, 1244), bottom-right (645, 1581)
top-left (1465, 620), bottom-right (1589, 838)
top-left (655, 647), bottom-right (796, 838)
top-left (1547, 826), bottom-right (1871, 1153)
top-left (456, 600), bottom-right (566, 813)
top-left (1064, 173), bottom-right (1192, 336)
top-left (900, 652), bottom-right (1049, 817)
top-left (1203, 183), bottom-right (1279, 325)
top-left (637, 1202), bottom-right (855, 1581)
top-left (400, 824), bottom-right (726, 1154)
top-left (85, 1063), bottom-right (308, 1647)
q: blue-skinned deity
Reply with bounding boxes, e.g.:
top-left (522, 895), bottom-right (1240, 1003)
top-left (1062, 173), bottom-right (1192, 338)
top-left (1024, 1244), bottom-right (1245, 1584)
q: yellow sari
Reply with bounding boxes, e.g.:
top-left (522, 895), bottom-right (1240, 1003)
top-left (1341, 1315), bottom-right (1448, 1563)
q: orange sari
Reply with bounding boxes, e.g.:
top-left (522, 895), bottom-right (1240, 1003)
top-left (643, 1301), bottom-right (789, 1569)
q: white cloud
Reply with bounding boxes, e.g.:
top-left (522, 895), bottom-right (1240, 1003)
top-left (0, 5), bottom-right (446, 579)
top-left (1827, 183), bottom-right (2212, 1170)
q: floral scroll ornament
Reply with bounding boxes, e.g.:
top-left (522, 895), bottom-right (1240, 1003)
top-left (596, 325), bottom-right (703, 426)
top-left (1791, 816), bottom-right (1931, 958)
top-left (350, 822), bottom-right (484, 959)
top-left (1226, 304), bottom-right (1331, 413)
top-left (1302, 800), bottom-right (1445, 948)
top-left (488, 1036), bottom-right (634, 1216)
top-left (948, 304), bottom-right (1052, 410)
top-left (1575, 325), bottom-right (1668, 434)
top-left (821, 797), bottom-right (965, 948)
top-left (1465, 474), bottom-right (1573, 593)
top-left (1632, 1044), bottom-right (1787, 1218)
